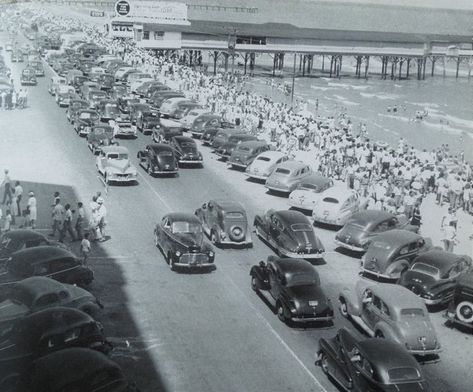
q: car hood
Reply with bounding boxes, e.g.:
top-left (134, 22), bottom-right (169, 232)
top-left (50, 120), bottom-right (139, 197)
top-left (0, 300), bottom-right (29, 322)
top-left (172, 232), bottom-right (204, 250)
top-left (107, 160), bottom-right (133, 173)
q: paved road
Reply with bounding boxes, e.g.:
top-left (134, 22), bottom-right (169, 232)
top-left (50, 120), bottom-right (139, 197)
top-left (1, 31), bottom-right (472, 392)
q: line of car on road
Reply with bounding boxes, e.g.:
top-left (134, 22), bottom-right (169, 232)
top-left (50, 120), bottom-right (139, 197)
top-left (7, 10), bottom-right (473, 391)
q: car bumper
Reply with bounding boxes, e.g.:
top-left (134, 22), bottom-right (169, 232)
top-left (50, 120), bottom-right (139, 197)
top-left (288, 199), bottom-right (314, 211)
top-left (313, 215), bottom-right (342, 226)
top-left (245, 172), bottom-right (269, 180)
top-left (265, 185), bottom-right (290, 193)
top-left (116, 130), bottom-right (137, 137)
top-left (282, 249), bottom-right (325, 259)
top-left (152, 168), bottom-right (178, 174)
top-left (228, 161), bottom-right (248, 168)
top-left (108, 175), bottom-right (137, 183)
top-left (334, 239), bottom-right (365, 252)
top-left (219, 238), bottom-right (253, 246)
top-left (291, 315), bottom-right (334, 323)
top-left (360, 268), bottom-right (394, 280)
top-left (174, 262), bottom-right (214, 268)
top-left (444, 311), bottom-right (473, 329)
top-left (408, 347), bottom-right (442, 356)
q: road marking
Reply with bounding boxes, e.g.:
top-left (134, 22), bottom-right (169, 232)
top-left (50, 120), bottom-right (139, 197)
top-left (220, 271), bottom-right (329, 392)
top-left (137, 172), bottom-right (172, 210)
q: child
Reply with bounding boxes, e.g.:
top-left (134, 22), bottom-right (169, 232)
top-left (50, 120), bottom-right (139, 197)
top-left (80, 232), bottom-right (91, 265)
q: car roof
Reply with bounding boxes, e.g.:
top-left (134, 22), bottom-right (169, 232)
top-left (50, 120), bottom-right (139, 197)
top-left (320, 185), bottom-right (356, 198)
top-left (12, 246), bottom-right (75, 265)
top-left (357, 337), bottom-right (418, 369)
top-left (274, 209), bottom-right (309, 225)
top-left (210, 199), bottom-right (245, 212)
top-left (15, 276), bottom-right (67, 297)
top-left (237, 140), bottom-right (267, 148)
top-left (160, 118), bottom-right (182, 127)
top-left (414, 249), bottom-right (471, 271)
top-left (269, 256), bottom-right (316, 275)
top-left (370, 283), bottom-right (424, 308)
top-left (165, 213), bottom-right (201, 224)
top-left (275, 160), bottom-right (308, 170)
top-left (101, 146), bottom-right (129, 154)
top-left (373, 229), bottom-right (423, 246)
top-left (348, 210), bottom-right (394, 226)
top-left (149, 143), bottom-right (173, 152)
top-left (173, 135), bottom-right (195, 143)
top-left (299, 173), bottom-right (331, 186)
top-left (2, 229), bottom-right (45, 242)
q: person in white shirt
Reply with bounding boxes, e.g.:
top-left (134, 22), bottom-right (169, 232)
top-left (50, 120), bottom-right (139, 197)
top-left (14, 181), bottom-right (23, 218)
top-left (26, 192), bottom-right (37, 229)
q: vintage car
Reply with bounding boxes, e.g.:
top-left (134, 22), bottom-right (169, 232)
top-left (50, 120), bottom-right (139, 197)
top-left (317, 328), bottom-right (430, 392)
top-left (312, 187), bottom-right (367, 227)
top-left (113, 117), bottom-right (137, 138)
top-left (118, 96), bottom-right (140, 117)
top-left (136, 108), bottom-right (160, 134)
top-left (96, 146), bottom-right (138, 185)
top-left (0, 277), bottom-right (102, 332)
top-left (245, 151), bottom-right (289, 181)
top-left (129, 102), bottom-right (152, 125)
top-left (20, 68), bottom-right (37, 86)
top-left (195, 199), bottom-right (252, 247)
top-left (339, 281), bottom-right (441, 356)
top-left (129, 77), bottom-right (154, 94)
top-left (190, 114), bottom-right (226, 138)
top-left (55, 85), bottom-right (76, 107)
top-left (0, 246), bottom-right (94, 287)
top-left (172, 100), bottom-right (202, 120)
top-left (114, 66), bottom-right (137, 81)
top-left (87, 125), bottom-right (117, 155)
top-left (154, 213), bottom-right (215, 271)
top-left (361, 230), bottom-right (432, 280)
top-left (227, 140), bottom-right (270, 169)
top-left (66, 99), bottom-right (89, 123)
top-left (136, 80), bottom-right (167, 98)
top-left (170, 136), bottom-right (203, 166)
top-left (288, 173), bottom-right (334, 212)
top-left (74, 109), bottom-right (100, 136)
top-left (48, 76), bottom-right (66, 95)
top-left (250, 256), bottom-right (333, 324)
top-left (17, 347), bottom-right (136, 392)
top-left (126, 71), bottom-right (151, 87)
top-left (149, 90), bottom-right (185, 108)
top-left (254, 209), bottom-right (325, 259)
top-left (180, 109), bottom-right (211, 130)
top-left (72, 75), bottom-right (88, 92)
top-left (264, 161), bottom-right (312, 194)
top-left (201, 126), bottom-right (223, 146)
top-left (137, 144), bottom-right (178, 176)
top-left (153, 118), bottom-right (184, 143)
top-left (445, 271), bottom-right (473, 331)
top-left (86, 89), bottom-right (108, 109)
top-left (399, 250), bottom-right (472, 306)
top-left (209, 127), bottom-right (242, 149)
top-left (28, 60), bottom-right (44, 77)
top-left (160, 97), bottom-right (197, 119)
top-left (334, 210), bottom-right (419, 253)
top-left (144, 82), bottom-right (171, 99)
top-left (0, 230), bottom-right (67, 264)
top-left (79, 81), bottom-right (100, 101)
top-left (215, 134), bottom-right (258, 160)
top-left (97, 100), bottom-right (121, 122)
top-left (0, 307), bottom-right (110, 386)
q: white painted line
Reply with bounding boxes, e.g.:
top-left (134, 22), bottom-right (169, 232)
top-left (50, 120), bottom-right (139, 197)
top-left (220, 271), bottom-right (328, 392)
top-left (137, 172), bottom-right (172, 210)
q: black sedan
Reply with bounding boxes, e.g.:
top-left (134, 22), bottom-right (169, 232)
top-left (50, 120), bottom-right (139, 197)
top-left (254, 209), bottom-right (325, 259)
top-left (0, 307), bottom-right (111, 387)
top-left (137, 144), bottom-right (178, 176)
top-left (74, 109), bottom-right (100, 137)
top-left (318, 328), bottom-right (430, 391)
top-left (398, 249), bottom-right (472, 306)
top-left (0, 246), bottom-right (94, 287)
top-left (98, 99), bottom-right (120, 122)
top-left (154, 213), bottom-right (215, 271)
top-left (170, 136), bottom-right (203, 166)
top-left (136, 108), bottom-right (160, 135)
top-left (0, 229), bottom-right (67, 264)
top-left (250, 256), bottom-right (333, 324)
top-left (87, 125), bottom-right (116, 155)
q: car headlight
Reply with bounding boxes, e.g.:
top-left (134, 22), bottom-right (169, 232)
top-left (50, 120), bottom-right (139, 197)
top-left (289, 300), bottom-right (298, 312)
top-left (208, 251), bottom-right (214, 257)
top-left (175, 250), bottom-right (181, 257)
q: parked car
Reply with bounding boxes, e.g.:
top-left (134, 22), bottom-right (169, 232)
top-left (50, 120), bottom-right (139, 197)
top-left (137, 144), bottom-right (178, 176)
top-left (130, 77), bottom-right (156, 94)
top-left (288, 174), bottom-right (334, 212)
top-left (245, 151), bottom-right (289, 181)
top-left (136, 80), bottom-right (166, 98)
top-left (136, 108), bottom-right (160, 134)
top-left (265, 161), bottom-right (312, 194)
top-left (0, 246), bottom-right (94, 287)
top-left (334, 210), bottom-right (419, 253)
top-left (317, 328), bottom-right (431, 392)
top-left (190, 114), bottom-right (224, 138)
top-left (129, 102), bottom-right (151, 125)
top-left (201, 127), bottom-right (223, 146)
top-left (209, 127), bottom-right (242, 149)
top-left (55, 85), bottom-right (76, 107)
top-left (0, 277), bottom-right (102, 332)
top-left (154, 213), bottom-right (215, 271)
top-left (143, 83), bottom-right (171, 99)
top-left (47, 76), bottom-right (66, 95)
top-left (160, 97), bottom-right (200, 119)
top-left (172, 100), bottom-right (202, 120)
top-left (338, 280), bottom-right (441, 356)
top-left (215, 134), bottom-right (258, 160)
top-left (195, 199), bottom-right (252, 247)
top-left (87, 125), bottom-right (116, 155)
top-left (20, 68), bottom-right (37, 86)
top-left (152, 118), bottom-right (183, 143)
top-left (74, 109), bottom-right (100, 136)
top-left (96, 146), bottom-right (138, 185)
top-left (170, 136), bottom-right (203, 166)
top-left (180, 109), bottom-right (210, 130)
top-left (66, 99), bottom-right (89, 123)
top-left (118, 96), bottom-right (140, 117)
top-left (0, 229), bottom-right (67, 264)
top-left (254, 209), bottom-right (325, 259)
top-left (0, 307), bottom-right (111, 387)
top-left (445, 271), bottom-right (473, 331)
top-left (28, 60), bottom-right (44, 76)
top-left (86, 89), bottom-right (108, 109)
top-left (79, 81), bottom-right (101, 101)
top-left (16, 347), bottom-right (136, 392)
top-left (312, 187), bottom-right (366, 227)
top-left (149, 90), bottom-right (185, 108)
top-left (98, 100), bottom-right (120, 122)
top-left (227, 140), bottom-right (270, 169)
top-left (251, 256), bottom-right (333, 324)
top-left (399, 250), bottom-right (472, 305)
top-left (360, 230), bottom-right (432, 280)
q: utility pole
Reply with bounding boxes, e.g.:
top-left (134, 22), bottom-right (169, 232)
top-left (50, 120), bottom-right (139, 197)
top-left (291, 52), bottom-right (296, 107)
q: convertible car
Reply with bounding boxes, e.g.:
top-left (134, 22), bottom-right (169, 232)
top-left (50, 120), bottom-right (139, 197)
top-left (170, 136), bottom-right (203, 166)
top-left (339, 280), bottom-right (441, 356)
top-left (96, 146), bottom-right (138, 185)
top-left (195, 199), bottom-right (252, 247)
top-left (288, 173), bottom-right (334, 212)
top-left (318, 328), bottom-right (431, 391)
top-left (137, 144), bottom-right (178, 176)
top-left (253, 209), bottom-right (325, 259)
top-left (399, 250), bottom-right (471, 306)
top-left (250, 256), bottom-right (333, 324)
top-left (154, 213), bottom-right (215, 271)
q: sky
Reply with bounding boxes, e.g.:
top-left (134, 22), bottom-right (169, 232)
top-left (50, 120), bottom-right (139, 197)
top-left (307, 0), bottom-right (473, 9)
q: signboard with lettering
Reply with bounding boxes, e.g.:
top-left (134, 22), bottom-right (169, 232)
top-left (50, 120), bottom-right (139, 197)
top-left (114, 1), bottom-right (189, 25)
top-left (115, 0), bottom-right (131, 16)
top-left (110, 22), bottom-right (134, 38)
top-left (90, 10), bottom-right (105, 17)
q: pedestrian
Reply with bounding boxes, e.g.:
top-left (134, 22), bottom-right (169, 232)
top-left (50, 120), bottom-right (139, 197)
top-left (26, 191), bottom-right (37, 229)
top-left (3, 209), bottom-right (12, 233)
top-left (96, 197), bottom-right (107, 241)
top-left (442, 221), bottom-right (457, 252)
top-left (50, 198), bottom-right (65, 237)
top-left (75, 201), bottom-right (85, 240)
top-left (1, 169), bottom-right (12, 205)
top-left (410, 202), bottom-right (422, 230)
top-left (59, 203), bottom-right (76, 242)
top-left (80, 232), bottom-right (91, 264)
top-left (14, 181), bottom-right (23, 217)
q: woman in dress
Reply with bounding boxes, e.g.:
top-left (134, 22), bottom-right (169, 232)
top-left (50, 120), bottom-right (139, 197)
top-left (26, 191), bottom-right (37, 229)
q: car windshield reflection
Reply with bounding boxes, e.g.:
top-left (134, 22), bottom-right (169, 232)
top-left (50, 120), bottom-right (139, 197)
top-left (172, 222), bottom-right (202, 234)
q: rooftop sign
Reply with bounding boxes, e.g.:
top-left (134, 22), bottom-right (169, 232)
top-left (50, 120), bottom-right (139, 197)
top-left (114, 1), bottom-right (189, 25)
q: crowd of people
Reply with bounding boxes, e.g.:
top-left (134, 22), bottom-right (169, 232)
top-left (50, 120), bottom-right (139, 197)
top-left (0, 87), bottom-right (29, 109)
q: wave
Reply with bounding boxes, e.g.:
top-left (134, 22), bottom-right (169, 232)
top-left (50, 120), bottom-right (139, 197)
top-left (405, 101), bottom-right (440, 108)
top-left (333, 95), bottom-right (360, 106)
top-left (360, 92), bottom-right (400, 100)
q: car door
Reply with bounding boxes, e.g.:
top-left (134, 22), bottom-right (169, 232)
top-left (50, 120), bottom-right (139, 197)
top-left (159, 218), bottom-right (172, 254)
top-left (269, 215), bottom-right (282, 245)
top-left (267, 262), bottom-right (282, 300)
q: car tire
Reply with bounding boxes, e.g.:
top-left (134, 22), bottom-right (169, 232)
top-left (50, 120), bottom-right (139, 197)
top-left (251, 276), bottom-right (259, 291)
top-left (154, 233), bottom-right (159, 248)
top-left (277, 302), bottom-right (288, 323)
top-left (375, 330), bottom-right (384, 338)
top-left (167, 252), bottom-right (175, 271)
top-left (210, 230), bottom-right (220, 245)
top-left (456, 301), bottom-right (473, 323)
top-left (319, 352), bottom-right (329, 375)
top-left (339, 298), bottom-right (348, 318)
top-left (147, 162), bottom-right (152, 175)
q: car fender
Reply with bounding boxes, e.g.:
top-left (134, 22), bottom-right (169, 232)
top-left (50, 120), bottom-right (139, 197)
top-left (253, 214), bottom-right (264, 229)
top-left (339, 287), bottom-right (361, 316)
top-left (386, 259), bottom-right (410, 278)
top-left (374, 321), bottom-right (402, 344)
top-left (250, 265), bottom-right (270, 290)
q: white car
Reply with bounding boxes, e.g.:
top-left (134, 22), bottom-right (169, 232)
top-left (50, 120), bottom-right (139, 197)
top-left (96, 146), bottom-right (138, 185)
top-left (114, 66), bottom-right (135, 81)
top-left (312, 187), bottom-right (367, 227)
top-left (96, 55), bottom-right (120, 65)
top-left (180, 109), bottom-right (210, 130)
top-left (245, 151), bottom-right (288, 180)
top-left (160, 97), bottom-right (191, 117)
top-left (288, 174), bottom-right (334, 212)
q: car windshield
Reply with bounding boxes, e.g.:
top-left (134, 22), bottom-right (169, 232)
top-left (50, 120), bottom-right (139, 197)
top-left (275, 168), bottom-right (290, 175)
top-left (256, 156), bottom-right (271, 162)
top-left (290, 223), bottom-right (312, 232)
top-left (159, 151), bottom-right (173, 157)
top-left (225, 212), bottom-right (244, 219)
top-left (181, 142), bottom-right (196, 148)
top-left (9, 287), bottom-right (34, 307)
top-left (298, 183), bottom-right (320, 191)
top-left (400, 308), bottom-right (425, 317)
top-left (322, 197), bottom-right (339, 204)
top-left (107, 153), bottom-right (128, 160)
top-left (388, 367), bottom-right (421, 382)
top-left (371, 241), bottom-right (392, 250)
top-left (237, 146), bottom-right (251, 152)
top-left (411, 263), bottom-right (440, 278)
top-left (172, 221), bottom-right (202, 234)
top-left (79, 112), bottom-right (94, 119)
top-left (286, 272), bottom-right (318, 287)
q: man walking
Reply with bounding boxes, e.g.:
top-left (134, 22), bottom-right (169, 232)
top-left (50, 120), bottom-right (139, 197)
top-left (75, 201), bottom-right (85, 240)
top-left (59, 204), bottom-right (76, 243)
top-left (14, 181), bottom-right (23, 217)
top-left (1, 170), bottom-right (12, 205)
top-left (50, 198), bottom-right (65, 237)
